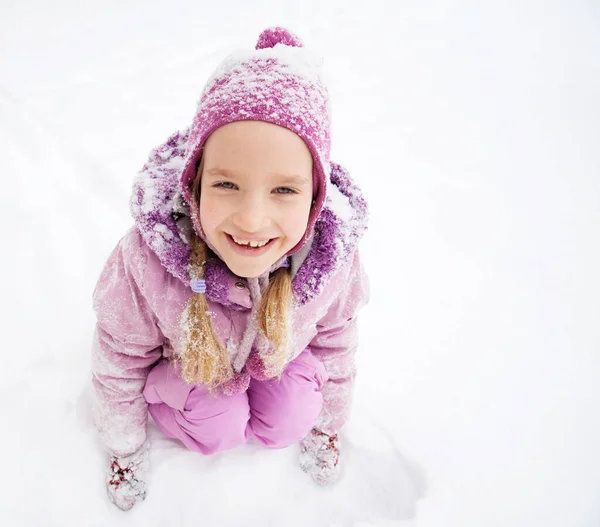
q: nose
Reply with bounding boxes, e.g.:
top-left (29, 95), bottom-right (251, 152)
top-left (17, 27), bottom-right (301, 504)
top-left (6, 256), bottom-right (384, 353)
top-left (231, 191), bottom-right (270, 233)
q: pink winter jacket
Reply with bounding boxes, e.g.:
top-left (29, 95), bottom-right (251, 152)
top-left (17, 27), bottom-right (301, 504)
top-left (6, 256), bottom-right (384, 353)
top-left (92, 130), bottom-right (369, 458)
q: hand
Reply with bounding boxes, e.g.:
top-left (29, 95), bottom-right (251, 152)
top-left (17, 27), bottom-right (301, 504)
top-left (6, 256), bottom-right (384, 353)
top-left (106, 445), bottom-right (148, 511)
top-left (299, 428), bottom-right (341, 485)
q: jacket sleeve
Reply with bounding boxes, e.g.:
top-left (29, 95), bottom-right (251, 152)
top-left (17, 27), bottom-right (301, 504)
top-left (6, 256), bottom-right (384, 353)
top-left (308, 249), bottom-right (370, 435)
top-left (91, 227), bottom-right (165, 458)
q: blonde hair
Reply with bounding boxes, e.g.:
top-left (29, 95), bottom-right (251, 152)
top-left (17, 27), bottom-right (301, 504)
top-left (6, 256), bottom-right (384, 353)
top-left (179, 162), bottom-right (294, 388)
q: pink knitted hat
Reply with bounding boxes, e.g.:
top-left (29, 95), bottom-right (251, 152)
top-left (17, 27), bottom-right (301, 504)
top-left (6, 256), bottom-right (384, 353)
top-left (180, 27), bottom-right (331, 256)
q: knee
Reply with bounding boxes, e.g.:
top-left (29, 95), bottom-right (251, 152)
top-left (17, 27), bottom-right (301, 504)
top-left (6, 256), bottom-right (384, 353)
top-left (144, 359), bottom-right (252, 454)
top-left (149, 389), bottom-right (251, 455)
top-left (249, 369), bottom-right (325, 449)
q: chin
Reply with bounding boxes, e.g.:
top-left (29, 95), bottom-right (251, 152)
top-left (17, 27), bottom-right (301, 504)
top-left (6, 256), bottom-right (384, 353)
top-left (228, 264), bottom-right (269, 279)
top-left (221, 256), bottom-right (269, 278)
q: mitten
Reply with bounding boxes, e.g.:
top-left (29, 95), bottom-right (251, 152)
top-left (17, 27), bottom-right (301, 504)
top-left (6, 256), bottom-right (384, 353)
top-left (299, 428), bottom-right (341, 485)
top-left (106, 444), bottom-right (149, 511)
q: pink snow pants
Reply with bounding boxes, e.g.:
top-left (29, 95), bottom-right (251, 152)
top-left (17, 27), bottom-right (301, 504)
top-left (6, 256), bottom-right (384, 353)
top-left (142, 349), bottom-right (328, 454)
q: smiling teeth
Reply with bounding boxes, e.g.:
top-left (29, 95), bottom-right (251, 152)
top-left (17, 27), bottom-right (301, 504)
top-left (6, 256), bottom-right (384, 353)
top-left (232, 236), bottom-right (270, 248)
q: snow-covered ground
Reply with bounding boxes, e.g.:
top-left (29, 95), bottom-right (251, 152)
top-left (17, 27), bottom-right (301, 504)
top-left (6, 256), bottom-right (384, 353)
top-left (1, 1), bottom-right (599, 525)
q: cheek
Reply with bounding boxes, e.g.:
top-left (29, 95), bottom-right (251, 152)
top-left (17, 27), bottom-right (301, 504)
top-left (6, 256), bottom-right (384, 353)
top-left (280, 199), bottom-right (312, 242)
top-left (199, 195), bottom-right (224, 235)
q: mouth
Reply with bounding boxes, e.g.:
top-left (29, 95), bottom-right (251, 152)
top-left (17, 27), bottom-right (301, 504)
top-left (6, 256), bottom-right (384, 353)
top-left (225, 233), bottom-right (277, 256)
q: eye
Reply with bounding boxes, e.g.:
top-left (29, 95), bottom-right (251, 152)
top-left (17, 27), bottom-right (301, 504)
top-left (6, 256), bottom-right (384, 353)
top-left (273, 187), bottom-right (298, 195)
top-left (214, 181), bottom-right (237, 190)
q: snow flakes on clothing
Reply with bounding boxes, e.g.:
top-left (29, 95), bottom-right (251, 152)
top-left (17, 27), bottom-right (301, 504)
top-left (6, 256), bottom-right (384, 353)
top-left (130, 130), bottom-right (191, 285)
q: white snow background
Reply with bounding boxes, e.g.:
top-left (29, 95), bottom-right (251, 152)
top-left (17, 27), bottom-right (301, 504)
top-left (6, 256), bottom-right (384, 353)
top-left (1, 1), bottom-right (599, 526)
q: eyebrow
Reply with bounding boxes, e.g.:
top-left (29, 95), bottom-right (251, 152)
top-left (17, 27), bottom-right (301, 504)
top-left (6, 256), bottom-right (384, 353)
top-left (205, 168), bottom-right (239, 178)
top-left (205, 168), bottom-right (310, 185)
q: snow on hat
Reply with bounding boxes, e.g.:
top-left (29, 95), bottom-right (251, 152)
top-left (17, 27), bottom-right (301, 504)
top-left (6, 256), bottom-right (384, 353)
top-left (180, 27), bottom-right (331, 256)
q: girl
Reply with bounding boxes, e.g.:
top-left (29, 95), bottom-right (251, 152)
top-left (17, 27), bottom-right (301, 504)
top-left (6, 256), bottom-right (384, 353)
top-left (92, 27), bottom-right (369, 511)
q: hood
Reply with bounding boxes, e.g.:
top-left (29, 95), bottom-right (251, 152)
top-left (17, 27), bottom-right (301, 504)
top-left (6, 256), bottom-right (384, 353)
top-left (130, 129), bottom-right (368, 306)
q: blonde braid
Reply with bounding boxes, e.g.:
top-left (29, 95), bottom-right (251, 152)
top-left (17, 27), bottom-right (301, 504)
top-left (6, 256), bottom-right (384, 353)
top-left (258, 266), bottom-right (293, 375)
top-left (180, 234), bottom-right (233, 388)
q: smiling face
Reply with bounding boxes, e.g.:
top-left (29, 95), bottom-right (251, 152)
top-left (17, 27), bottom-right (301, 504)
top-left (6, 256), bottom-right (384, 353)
top-left (198, 120), bottom-right (314, 278)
